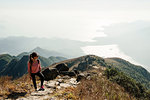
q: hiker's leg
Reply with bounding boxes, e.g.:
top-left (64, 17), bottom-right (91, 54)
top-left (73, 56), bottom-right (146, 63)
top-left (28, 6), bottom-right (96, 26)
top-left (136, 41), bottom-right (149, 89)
top-left (31, 73), bottom-right (37, 90)
top-left (37, 71), bottom-right (44, 87)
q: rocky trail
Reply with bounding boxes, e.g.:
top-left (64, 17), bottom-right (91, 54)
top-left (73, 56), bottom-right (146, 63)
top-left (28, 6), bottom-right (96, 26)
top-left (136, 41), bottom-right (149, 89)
top-left (14, 75), bottom-right (79, 100)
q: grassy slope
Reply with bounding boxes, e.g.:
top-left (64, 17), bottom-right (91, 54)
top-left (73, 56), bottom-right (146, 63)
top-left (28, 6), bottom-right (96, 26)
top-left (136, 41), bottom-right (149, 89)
top-left (105, 58), bottom-right (150, 89)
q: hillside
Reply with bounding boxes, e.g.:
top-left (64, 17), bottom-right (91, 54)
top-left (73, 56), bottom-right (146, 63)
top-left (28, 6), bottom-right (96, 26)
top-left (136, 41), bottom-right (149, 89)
top-left (48, 55), bottom-right (150, 90)
top-left (0, 54), bottom-right (17, 73)
top-left (105, 57), bottom-right (150, 89)
top-left (0, 54), bottom-right (67, 79)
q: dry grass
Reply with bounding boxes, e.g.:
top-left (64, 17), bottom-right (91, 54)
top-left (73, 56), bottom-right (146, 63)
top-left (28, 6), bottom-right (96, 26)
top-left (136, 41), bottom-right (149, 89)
top-left (52, 87), bottom-right (77, 100)
top-left (54, 68), bottom-right (137, 100)
top-left (0, 74), bottom-right (40, 99)
top-left (72, 70), bottom-right (137, 100)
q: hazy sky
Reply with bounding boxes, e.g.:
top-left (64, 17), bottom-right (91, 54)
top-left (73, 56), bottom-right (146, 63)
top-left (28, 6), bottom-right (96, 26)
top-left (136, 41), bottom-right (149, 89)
top-left (0, 0), bottom-right (150, 41)
top-left (0, 0), bottom-right (150, 71)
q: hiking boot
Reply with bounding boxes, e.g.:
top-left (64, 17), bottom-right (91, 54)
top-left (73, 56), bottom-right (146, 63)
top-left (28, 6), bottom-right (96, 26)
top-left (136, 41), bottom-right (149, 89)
top-left (38, 88), bottom-right (45, 91)
top-left (38, 85), bottom-right (45, 91)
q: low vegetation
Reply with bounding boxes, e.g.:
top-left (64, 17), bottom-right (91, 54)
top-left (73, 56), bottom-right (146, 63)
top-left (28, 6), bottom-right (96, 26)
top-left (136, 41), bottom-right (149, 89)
top-left (0, 74), bottom-right (40, 99)
top-left (70, 68), bottom-right (136, 100)
top-left (105, 58), bottom-right (150, 89)
top-left (104, 67), bottom-right (150, 100)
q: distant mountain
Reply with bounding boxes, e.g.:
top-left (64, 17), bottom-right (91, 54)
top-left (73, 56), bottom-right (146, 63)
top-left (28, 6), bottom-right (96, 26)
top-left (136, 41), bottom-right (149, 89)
top-left (16, 52), bottom-right (29, 59)
top-left (49, 55), bottom-right (150, 89)
top-left (0, 54), bottom-right (17, 73)
top-left (0, 54), bottom-right (67, 79)
top-left (1, 56), bottom-right (28, 78)
top-left (0, 36), bottom-right (85, 58)
top-left (29, 46), bottom-right (66, 58)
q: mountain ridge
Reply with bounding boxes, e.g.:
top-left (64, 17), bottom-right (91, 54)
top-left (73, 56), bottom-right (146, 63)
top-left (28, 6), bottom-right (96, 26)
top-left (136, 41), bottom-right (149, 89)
top-left (47, 54), bottom-right (150, 89)
top-left (0, 53), bottom-right (150, 89)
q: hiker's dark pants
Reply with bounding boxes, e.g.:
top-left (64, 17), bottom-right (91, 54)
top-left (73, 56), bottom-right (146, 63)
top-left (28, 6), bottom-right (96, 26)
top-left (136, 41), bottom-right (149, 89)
top-left (31, 71), bottom-right (44, 89)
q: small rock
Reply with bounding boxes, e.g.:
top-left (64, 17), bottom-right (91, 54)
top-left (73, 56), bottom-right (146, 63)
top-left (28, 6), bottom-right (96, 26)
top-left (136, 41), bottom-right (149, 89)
top-left (60, 83), bottom-right (71, 88)
top-left (61, 76), bottom-right (70, 79)
top-left (93, 66), bottom-right (99, 69)
top-left (56, 86), bottom-right (61, 89)
top-left (45, 81), bottom-right (56, 89)
top-left (70, 78), bottom-right (76, 81)
top-left (57, 79), bottom-right (63, 83)
top-left (49, 97), bottom-right (57, 100)
top-left (76, 73), bottom-right (86, 82)
top-left (86, 76), bottom-right (91, 80)
top-left (57, 75), bottom-right (61, 79)
top-left (70, 78), bottom-right (77, 85)
top-left (31, 91), bottom-right (47, 96)
top-left (31, 90), bottom-right (53, 96)
top-left (43, 95), bottom-right (51, 99)
top-left (56, 82), bottom-right (59, 85)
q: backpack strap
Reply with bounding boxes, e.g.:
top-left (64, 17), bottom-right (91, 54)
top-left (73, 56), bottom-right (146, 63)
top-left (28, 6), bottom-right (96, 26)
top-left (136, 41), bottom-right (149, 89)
top-left (37, 59), bottom-right (39, 64)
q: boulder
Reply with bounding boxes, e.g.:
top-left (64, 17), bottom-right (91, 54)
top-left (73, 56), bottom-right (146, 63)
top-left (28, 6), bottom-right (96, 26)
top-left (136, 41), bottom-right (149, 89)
top-left (73, 69), bottom-right (80, 75)
top-left (76, 73), bottom-right (86, 82)
top-left (42, 68), bottom-right (59, 81)
top-left (59, 71), bottom-right (76, 77)
top-left (55, 63), bottom-right (69, 72)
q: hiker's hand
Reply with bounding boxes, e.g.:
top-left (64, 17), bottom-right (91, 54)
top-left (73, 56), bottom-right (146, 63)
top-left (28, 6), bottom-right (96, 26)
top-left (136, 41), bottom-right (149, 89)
top-left (29, 74), bottom-right (32, 80)
top-left (30, 76), bottom-right (32, 80)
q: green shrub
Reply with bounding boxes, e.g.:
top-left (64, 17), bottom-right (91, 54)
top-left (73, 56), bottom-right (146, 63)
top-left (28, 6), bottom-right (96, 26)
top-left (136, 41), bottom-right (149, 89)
top-left (104, 67), bottom-right (150, 99)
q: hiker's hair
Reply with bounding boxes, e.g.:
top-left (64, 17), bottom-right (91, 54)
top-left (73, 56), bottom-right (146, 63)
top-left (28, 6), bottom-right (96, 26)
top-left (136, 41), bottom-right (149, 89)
top-left (29, 52), bottom-right (38, 65)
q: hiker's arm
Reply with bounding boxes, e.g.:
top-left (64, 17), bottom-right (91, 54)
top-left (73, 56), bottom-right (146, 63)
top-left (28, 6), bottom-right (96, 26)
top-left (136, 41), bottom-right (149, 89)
top-left (39, 60), bottom-right (42, 72)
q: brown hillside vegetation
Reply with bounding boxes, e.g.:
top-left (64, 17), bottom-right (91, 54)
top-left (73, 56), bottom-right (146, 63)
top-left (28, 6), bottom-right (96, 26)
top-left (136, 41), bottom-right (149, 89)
top-left (71, 68), bottom-right (137, 100)
top-left (0, 74), bottom-right (40, 99)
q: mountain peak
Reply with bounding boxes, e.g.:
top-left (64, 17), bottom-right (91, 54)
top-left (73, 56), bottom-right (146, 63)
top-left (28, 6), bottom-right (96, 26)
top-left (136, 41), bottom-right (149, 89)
top-left (0, 53), bottom-right (12, 57)
top-left (30, 47), bottom-right (66, 58)
top-left (32, 46), bottom-right (43, 51)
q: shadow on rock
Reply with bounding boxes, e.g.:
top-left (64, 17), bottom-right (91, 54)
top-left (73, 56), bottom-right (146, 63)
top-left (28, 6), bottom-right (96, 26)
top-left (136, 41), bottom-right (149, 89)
top-left (7, 91), bottom-right (27, 99)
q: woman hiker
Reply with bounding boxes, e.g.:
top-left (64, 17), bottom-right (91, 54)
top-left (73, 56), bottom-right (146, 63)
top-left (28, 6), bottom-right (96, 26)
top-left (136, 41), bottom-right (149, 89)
top-left (27, 52), bottom-right (45, 91)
